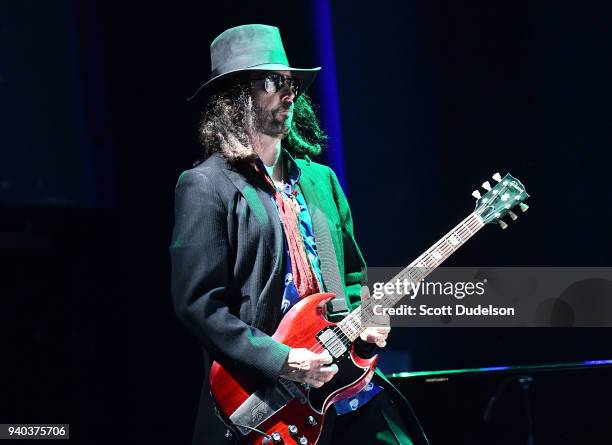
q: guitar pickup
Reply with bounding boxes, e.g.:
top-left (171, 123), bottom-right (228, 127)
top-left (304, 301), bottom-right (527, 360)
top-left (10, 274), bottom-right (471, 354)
top-left (316, 328), bottom-right (348, 359)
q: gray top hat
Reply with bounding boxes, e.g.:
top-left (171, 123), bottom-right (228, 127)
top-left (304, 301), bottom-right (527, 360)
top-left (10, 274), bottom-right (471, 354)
top-left (187, 24), bottom-right (321, 101)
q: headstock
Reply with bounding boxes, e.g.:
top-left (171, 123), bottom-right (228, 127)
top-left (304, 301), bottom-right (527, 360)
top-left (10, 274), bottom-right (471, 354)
top-left (473, 172), bottom-right (530, 228)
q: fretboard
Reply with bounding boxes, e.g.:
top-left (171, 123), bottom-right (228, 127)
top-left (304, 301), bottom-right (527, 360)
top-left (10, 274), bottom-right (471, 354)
top-left (336, 212), bottom-right (485, 342)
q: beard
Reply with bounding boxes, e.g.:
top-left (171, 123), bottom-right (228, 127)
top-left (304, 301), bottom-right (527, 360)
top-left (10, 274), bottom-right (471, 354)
top-left (254, 103), bottom-right (293, 137)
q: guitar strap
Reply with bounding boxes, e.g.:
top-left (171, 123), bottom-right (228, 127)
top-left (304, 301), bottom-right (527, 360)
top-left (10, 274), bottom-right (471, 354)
top-left (298, 175), bottom-right (350, 319)
top-left (311, 206), bottom-right (350, 317)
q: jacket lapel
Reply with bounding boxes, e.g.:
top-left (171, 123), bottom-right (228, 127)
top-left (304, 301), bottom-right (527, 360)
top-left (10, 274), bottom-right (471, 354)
top-left (220, 160), bottom-right (282, 259)
top-left (216, 157), bottom-right (284, 330)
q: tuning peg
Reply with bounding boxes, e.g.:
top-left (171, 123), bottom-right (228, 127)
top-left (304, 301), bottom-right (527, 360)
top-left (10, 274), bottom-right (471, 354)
top-left (482, 181), bottom-right (492, 191)
top-left (492, 172), bottom-right (502, 182)
top-left (498, 220), bottom-right (508, 230)
top-left (472, 190), bottom-right (482, 199)
top-left (519, 203), bottom-right (529, 212)
top-left (508, 210), bottom-right (518, 220)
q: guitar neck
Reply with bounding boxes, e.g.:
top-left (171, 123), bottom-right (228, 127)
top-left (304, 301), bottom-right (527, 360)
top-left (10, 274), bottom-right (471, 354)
top-left (337, 212), bottom-right (486, 342)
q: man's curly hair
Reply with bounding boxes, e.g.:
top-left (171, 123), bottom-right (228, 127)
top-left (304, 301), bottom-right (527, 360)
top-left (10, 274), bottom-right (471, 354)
top-left (197, 75), bottom-right (327, 163)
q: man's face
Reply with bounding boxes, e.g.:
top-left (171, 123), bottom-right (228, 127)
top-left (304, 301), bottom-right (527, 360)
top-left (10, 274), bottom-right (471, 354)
top-left (249, 70), bottom-right (296, 137)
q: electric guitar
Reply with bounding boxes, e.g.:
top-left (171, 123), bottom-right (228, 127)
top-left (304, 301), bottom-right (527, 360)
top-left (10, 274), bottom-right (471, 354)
top-left (210, 172), bottom-right (530, 444)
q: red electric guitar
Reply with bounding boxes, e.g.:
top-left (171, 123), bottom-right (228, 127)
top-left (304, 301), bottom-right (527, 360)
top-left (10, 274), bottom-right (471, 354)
top-left (210, 173), bottom-right (530, 444)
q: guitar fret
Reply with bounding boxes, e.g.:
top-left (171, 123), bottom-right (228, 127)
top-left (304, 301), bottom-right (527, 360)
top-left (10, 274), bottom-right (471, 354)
top-left (339, 311), bottom-right (363, 342)
top-left (342, 212), bottom-right (486, 339)
top-left (455, 228), bottom-right (467, 239)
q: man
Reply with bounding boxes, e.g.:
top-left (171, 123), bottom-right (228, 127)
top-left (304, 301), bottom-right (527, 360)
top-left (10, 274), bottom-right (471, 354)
top-left (171, 24), bottom-right (427, 445)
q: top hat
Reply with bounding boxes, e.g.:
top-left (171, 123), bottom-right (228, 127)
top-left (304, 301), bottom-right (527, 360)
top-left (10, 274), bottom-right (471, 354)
top-left (187, 24), bottom-right (320, 102)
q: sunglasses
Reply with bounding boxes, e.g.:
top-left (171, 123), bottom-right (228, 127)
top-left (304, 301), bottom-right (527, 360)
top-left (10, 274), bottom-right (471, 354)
top-left (251, 73), bottom-right (302, 98)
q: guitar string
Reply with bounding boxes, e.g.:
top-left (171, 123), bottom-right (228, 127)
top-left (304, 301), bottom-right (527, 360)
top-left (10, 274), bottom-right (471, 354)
top-left (303, 182), bottom-right (514, 357)
top-left (306, 217), bottom-right (481, 356)
top-left (349, 180), bottom-right (510, 331)
top-left (301, 212), bottom-right (485, 357)
top-left (303, 214), bottom-right (483, 357)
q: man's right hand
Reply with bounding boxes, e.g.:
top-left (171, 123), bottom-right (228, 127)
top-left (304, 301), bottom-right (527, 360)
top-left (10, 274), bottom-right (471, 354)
top-left (279, 348), bottom-right (338, 388)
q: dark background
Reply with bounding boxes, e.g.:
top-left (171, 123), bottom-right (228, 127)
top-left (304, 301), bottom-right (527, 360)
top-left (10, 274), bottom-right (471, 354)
top-left (1, 0), bottom-right (610, 443)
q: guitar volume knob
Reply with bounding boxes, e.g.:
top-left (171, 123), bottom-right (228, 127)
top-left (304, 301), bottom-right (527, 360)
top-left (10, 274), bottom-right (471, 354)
top-left (288, 425), bottom-right (298, 437)
top-left (271, 431), bottom-right (283, 444)
top-left (298, 436), bottom-right (308, 445)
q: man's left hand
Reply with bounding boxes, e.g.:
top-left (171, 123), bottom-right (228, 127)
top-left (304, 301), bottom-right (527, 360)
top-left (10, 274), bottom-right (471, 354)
top-left (359, 326), bottom-right (391, 348)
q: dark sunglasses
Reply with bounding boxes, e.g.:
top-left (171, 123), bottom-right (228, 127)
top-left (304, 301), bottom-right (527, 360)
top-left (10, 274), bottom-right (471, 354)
top-left (251, 73), bottom-right (302, 97)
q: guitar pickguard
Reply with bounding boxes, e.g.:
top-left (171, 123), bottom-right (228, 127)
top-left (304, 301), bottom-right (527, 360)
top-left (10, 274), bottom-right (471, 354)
top-left (307, 348), bottom-right (374, 413)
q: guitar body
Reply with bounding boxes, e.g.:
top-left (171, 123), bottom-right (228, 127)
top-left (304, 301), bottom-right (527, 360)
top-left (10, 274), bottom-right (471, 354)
top-left (210, 292), bottom-right (378, 445)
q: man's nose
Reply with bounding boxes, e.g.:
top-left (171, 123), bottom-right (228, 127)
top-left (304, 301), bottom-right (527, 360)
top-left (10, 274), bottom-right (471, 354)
top-left (280, 87), bottom-right (295, 103)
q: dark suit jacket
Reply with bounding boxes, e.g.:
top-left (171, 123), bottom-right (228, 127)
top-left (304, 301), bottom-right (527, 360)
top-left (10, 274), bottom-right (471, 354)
top-left (170, 152), bottom-right (368, 444)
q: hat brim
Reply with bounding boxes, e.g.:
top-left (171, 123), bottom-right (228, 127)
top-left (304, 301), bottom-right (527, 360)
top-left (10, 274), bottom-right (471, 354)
top-left (186, 63), bottom-right (320, 102)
